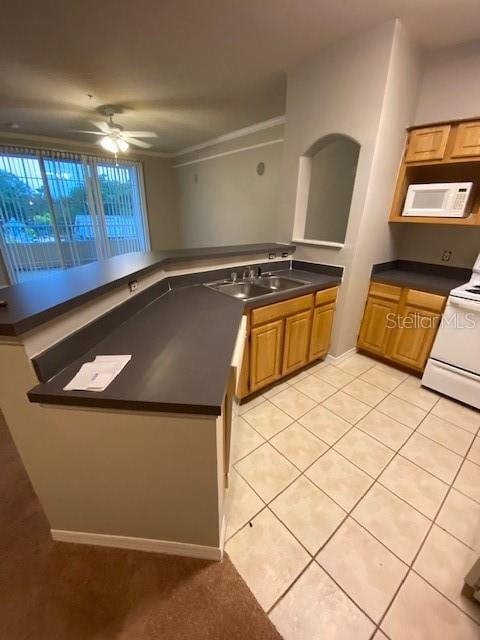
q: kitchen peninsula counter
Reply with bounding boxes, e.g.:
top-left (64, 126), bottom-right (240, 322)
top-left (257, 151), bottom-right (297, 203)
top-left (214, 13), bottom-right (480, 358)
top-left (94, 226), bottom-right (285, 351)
top-left (27, 266), bottom-right (341, 415)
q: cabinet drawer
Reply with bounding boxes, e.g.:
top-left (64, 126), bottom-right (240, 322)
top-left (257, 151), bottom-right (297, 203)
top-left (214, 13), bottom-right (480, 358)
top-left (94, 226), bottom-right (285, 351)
top-left (406, 289), bottom-right (446, 313)
top-left (405, 125), bottom-right (450, 163)
top-left (369, 282), bottom-right (402, 301)
top-left (451, 121), bottom-right (480, 158)
top-left (315, 287), bottom-right (338, 306)
top-left (251, 294), bottom-right (313, 326)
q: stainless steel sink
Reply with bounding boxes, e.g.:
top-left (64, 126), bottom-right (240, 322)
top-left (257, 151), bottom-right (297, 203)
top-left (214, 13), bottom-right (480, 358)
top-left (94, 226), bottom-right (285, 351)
top-left (205, 274), bottom-right (311, 300)
top-left (255, 275), bottom-right (307, 291)
top-left (208, 281), bottom-right (270, 300)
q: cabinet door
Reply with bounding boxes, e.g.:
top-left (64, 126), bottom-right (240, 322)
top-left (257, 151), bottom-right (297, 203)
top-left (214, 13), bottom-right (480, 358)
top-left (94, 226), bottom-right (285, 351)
top-left (282, 311), bottom-right (312, 375)
top-left (309, 303), bottom-right (335, 362)
top-left (405, 125), bottom-right (450, 163)
top-left (387, 306), bottom-right (441, 371)
top-left (357, 296), bottom-right (398, 356)
top-left (451, 121), bottom-right (480, 158)
top-left (250, 319), bottom-right (284, 392)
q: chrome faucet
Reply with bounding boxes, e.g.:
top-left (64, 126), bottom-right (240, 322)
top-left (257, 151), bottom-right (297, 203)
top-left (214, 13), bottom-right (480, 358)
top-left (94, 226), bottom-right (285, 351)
top-left (230, 271), bottom-right (238, 283)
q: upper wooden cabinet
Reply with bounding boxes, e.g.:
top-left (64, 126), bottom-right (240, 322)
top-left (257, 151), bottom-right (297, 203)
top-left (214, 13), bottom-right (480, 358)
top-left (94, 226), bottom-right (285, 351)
top-left (451, 121), bottom-right (480, 159)
top-left (405, 125), bottom-right (450, 163)
top-left (390, 118), bottom-right (480, 226)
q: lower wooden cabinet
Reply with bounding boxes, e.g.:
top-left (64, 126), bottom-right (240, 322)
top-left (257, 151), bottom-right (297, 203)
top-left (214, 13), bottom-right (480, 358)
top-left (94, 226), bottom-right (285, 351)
top-left (283, 310), bottom-right (311, 375)
top-left (386, 305), bottom-right (441, 370)
top-left (357, 282), bottom-right (445, 373)
top-left (250, 319), bottom-right (284, 392)
top-left (357, 282), bottom-right (401, 356)
top-left (240, 287), bottom-right (339, 398)
top-left (309, 303), bottom-right (335, 361)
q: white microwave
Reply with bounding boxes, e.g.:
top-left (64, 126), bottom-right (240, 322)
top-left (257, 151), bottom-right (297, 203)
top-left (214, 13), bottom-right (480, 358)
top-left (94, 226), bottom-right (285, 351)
top-left (402, 182), bottom-right (473, 218)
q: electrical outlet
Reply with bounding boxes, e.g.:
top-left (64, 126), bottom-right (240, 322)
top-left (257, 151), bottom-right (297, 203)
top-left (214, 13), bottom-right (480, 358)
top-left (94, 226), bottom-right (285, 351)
top-left (441, 250), bottom-right (452, 262)
top-left (128, 279), bottom-right (138, 293)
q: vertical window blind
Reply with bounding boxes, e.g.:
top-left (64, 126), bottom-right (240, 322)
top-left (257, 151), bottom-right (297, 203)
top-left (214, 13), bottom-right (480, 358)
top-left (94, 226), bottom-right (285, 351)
top-left (0, 147), bottom-right (150, 284)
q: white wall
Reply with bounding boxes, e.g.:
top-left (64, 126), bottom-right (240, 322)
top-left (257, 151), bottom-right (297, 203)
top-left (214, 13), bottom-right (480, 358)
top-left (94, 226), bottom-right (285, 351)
top-left (281, 21), bottom-right (396, 260)
top-left (174, 125), bottom-right (285, 247)
top-left (340, 23), bottom-right (422, 351)
top-left (415, 40), bottom-right (480, 124)
top-left (396, 39), bottom-right (480, 269)
top-left (281, 20), bottom-right (422, 355)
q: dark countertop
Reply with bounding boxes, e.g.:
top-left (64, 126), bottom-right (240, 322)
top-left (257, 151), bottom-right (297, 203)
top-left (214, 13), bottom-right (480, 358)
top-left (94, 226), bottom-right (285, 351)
top-left (28, 285), bottom-right (245, 416)
top-left (27, 269), bottom-right (341, 415)
top-left (371, 260), bottom-right (470, 296)
top-left (245, 269), bottom-right (342, 309)
top-left (0, 242), bottom-right (294, 336)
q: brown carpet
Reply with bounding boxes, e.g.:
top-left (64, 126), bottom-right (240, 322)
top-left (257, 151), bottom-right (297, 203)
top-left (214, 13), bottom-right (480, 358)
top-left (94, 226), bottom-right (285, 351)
top-left (0, 414), bottom-right (283, 640)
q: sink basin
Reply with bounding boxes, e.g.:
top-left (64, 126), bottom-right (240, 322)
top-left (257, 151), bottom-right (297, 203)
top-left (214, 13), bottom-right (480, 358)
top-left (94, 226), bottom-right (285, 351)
top-left (205, 274), bottom-right (311, 300)
top-left (256, 276), bottom-right (308, 291)
top-left (208, 281), bottom-right (270, 300)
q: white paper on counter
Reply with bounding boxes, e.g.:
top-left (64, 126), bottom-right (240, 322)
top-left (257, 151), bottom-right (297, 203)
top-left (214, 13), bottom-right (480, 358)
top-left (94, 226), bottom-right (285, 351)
top-left (63, 355), bottom-right (132, 392)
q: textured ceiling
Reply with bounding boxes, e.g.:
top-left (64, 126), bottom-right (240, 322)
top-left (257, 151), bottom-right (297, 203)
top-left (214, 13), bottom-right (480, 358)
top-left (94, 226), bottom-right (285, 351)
top-left (0, 0), bottom-right (479, 153)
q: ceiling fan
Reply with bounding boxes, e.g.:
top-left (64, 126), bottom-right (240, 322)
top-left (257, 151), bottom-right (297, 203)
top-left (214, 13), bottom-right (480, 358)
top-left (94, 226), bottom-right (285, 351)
top-left (75, 105), bottom-right (157, 153)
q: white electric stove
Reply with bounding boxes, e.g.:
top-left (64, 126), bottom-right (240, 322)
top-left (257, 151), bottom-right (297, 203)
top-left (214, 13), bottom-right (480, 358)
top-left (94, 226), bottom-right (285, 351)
top-left (422, 253), bottom-right (480, 410)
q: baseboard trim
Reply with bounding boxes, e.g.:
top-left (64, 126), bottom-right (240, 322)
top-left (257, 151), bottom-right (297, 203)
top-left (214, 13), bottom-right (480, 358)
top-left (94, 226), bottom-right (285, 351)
top-left (326, 347), bottom-right (357, 364)
top-left (51, 529), bottom-right (222, 561)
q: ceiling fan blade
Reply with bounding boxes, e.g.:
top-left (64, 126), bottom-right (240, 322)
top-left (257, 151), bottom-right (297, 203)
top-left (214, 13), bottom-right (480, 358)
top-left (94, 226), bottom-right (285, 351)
top-left (90, 120), bottom-right (112, 133)
top-left (71, 129), bottom-right (104, 135)
top-left (120, 131), bottom-right (157, 138)
top-left (123, 137), bottom-right (152, 149)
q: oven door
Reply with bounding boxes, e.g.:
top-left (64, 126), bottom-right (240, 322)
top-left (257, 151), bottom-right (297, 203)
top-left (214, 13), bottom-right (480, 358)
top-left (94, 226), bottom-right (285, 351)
top-left (430, 297), bottom-right (480, 375)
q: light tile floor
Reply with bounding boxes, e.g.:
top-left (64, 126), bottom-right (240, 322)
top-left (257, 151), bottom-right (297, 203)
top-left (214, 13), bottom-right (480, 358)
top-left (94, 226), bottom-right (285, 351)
top-left (225, 352), bottom-right (480, 640)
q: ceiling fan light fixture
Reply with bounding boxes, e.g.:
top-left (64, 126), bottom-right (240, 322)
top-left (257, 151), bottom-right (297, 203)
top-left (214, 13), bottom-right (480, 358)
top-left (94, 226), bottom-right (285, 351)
top-left (100, 135), bottom-right (119, 153)
top-left (117, 138), bottom-right (129, 152)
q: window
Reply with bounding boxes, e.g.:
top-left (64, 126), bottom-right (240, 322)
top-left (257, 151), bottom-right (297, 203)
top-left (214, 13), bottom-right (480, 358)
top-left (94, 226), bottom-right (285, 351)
top-left (0, 147), bottom-right (149, 283)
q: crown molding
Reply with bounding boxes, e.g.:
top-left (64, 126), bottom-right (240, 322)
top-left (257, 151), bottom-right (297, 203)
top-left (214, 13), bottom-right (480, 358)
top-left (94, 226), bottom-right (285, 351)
top-left (0, 131), bottom-right (173, 158)
top-left (175, 115), bottom-right (286, 157)
top-left (173, 139), bottom-right (283, 168)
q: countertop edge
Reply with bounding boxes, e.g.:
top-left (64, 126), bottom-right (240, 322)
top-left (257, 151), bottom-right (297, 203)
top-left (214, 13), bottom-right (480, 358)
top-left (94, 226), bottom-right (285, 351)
top-left (370, 271), bottom-right (466, 296)
top-left (26, 391), bottom-right (223, 417)
top-left (1, 243), bottom-right (295, 336)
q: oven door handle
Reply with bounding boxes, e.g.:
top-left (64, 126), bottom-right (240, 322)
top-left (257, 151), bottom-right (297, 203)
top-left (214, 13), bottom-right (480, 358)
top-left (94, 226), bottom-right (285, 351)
top-left (449, 298), bottom-right (480, 312)
top-left (432, 360), bottom-right (480, 382)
